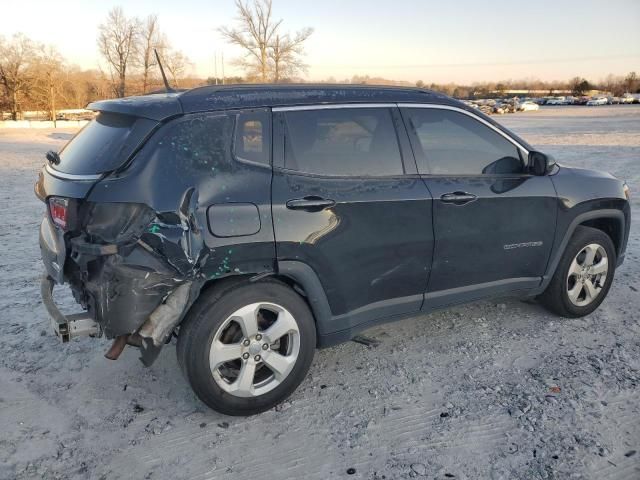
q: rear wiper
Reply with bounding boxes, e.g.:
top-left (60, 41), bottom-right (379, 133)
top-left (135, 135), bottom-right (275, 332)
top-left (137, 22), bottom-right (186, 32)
top-left (46, 150), bottom-right (61, 165)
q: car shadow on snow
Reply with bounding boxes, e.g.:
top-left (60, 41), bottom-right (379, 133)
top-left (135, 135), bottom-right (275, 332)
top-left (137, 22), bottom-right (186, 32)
top-left (47, 132), bottom-right (74, 141)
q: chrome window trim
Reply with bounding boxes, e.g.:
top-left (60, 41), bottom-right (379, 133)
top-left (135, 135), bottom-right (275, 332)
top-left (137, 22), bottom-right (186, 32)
top-left (396, 103), bottom-right (530, 154)
top-left (273, 102), bottom-right (529, 155)
top-left (272, 103), bottom-right (396, 112)
top-left (273, 103), bottom-right (407, 176)
top-left (45, 164), bottom-right (102, 181)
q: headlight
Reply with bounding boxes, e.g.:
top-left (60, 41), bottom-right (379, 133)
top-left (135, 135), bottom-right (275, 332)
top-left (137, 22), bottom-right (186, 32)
top-left (623, 183), bottom-right (631, 201)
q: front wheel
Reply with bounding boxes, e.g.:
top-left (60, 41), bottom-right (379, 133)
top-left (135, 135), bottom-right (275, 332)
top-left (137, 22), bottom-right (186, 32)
top-left (177, 280), bottom-right (316, 416)
top-left (540, 226), bottom-right (616, 317)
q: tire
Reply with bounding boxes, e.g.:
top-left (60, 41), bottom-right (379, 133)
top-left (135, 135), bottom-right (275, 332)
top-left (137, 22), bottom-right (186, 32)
top-left (540, 226), bottom-right (616, 318)
top-left (177, 279), bottom-right (316, 416)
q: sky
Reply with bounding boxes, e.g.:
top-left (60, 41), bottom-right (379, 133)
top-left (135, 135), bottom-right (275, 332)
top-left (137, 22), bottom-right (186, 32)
top-left (2, 0), bottom-right (639, 84)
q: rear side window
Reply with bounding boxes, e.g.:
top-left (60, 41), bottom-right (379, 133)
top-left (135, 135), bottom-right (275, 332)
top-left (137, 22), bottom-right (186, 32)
top-left (404, 108), bottom-right (523, 175)
top-left (234, 110), bottom-right (270, 166)
top-left (283, 108), bottom-right (403, 176)
top-left (150, 113), bottom-right (234, 174)
top-left (57, 113), bottom-right (153, 175)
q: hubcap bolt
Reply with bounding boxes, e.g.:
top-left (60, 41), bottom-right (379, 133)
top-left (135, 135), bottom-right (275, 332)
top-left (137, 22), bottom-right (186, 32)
top-left (254, 355), bottom-right (261, 362)
top-left (255, 334), bottom-right (262, 341)
top-left (242, 352), bottom-right (250, 360)
top-left (262, 343), bottom-right (269, 350)
top-left (243, 339), bottom-right (250, 346)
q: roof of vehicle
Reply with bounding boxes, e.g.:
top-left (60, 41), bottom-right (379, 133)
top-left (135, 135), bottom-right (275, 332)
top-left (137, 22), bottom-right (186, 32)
top-left (179, 84), bottom-right (457, 112)
top-left (86, 84), bottom-right (533, 151)
top-left (87, 84), bottom-right (459, 121)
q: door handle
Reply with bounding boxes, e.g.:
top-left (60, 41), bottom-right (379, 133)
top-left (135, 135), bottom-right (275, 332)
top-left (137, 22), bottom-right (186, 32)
top-left (286, 196), bottom-right (336, 211)
top-left (440, 191), bottom-right (478, 206)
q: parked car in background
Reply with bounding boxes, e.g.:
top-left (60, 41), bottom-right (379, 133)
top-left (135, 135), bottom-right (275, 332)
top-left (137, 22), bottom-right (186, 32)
top-left (546, 97), bottom-right (568, 105)
top-left (493, 103), bottom-right (508, 114)
top-left (575, 96), bottom-right (590, 105)
top-left (620, 95), bottom-right (635, 104)
top-left (519, 101), bottom-right (540, 111)
top-left (587, 97), bottom-right (608, 106)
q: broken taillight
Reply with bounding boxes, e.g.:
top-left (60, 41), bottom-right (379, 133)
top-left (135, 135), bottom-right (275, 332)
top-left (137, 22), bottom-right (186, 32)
top-left (49, 197), bottom-right (69, 230)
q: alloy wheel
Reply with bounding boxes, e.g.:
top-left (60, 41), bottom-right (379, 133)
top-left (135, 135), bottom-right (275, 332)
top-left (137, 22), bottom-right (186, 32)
top-left (209, 302), bottom-right (300, 397)
top-left (566, 243), bottom-right (609, 307)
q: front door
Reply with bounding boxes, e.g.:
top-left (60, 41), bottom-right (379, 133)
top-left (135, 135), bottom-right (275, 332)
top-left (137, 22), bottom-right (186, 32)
top-left (401, 106), bottom-right (557, 307)
top-left (272, 105), bottom-right (434, 333)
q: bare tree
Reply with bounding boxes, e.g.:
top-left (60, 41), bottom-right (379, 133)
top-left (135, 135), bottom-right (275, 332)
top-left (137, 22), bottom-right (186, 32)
top-left (220, 0), bottom-right (313, 82)
top-left (98, 7), bottom-right (140, 97)
top-left (139, 15), bottom-right (166, 93)
top-left (219, 0), bottom-right (282, 81)
top-left (160, 49), bottom-right (191, 88)
top-left (31, 46), bottom-right (67, 125)
top-left (625, 71), bottom-right (638, 94)
top-left (569, 76), bottom-right (590, 96)
top-left (0, 33), bottom-right (37, 120)
top-left (602, 74), bottom-right (621, 96)
top-left (269, 28), bottom-right (313, 82)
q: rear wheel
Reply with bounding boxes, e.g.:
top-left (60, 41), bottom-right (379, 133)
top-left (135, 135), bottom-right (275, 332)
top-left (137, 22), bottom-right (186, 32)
top-left (540, 226), bottom-right (615, 317)
top-left (177, 280), bottom-right (316, 416)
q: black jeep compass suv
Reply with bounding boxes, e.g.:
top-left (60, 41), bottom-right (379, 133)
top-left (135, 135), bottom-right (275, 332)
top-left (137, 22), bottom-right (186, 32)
top-left (36, 85), bottom-right (630, 415)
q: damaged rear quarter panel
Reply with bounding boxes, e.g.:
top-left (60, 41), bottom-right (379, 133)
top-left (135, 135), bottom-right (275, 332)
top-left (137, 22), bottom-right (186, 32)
top-left (81, 110), bottom-right (276, 341)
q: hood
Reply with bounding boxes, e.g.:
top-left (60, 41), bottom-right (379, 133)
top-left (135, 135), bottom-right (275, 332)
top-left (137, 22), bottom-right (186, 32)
top-left (550, 164), bottom-right (627, 209)
top-left (555, 164), bottom-right (617, 181)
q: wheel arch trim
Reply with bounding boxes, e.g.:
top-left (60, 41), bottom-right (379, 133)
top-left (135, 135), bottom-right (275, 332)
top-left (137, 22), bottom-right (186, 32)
top-left (539, 208), bottom-right (625, 292)
top-left (276, 261), bottom-right (333, 337)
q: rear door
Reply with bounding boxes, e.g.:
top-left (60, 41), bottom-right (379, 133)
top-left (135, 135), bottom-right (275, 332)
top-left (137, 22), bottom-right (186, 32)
top-left (400, 105), bottom-right (557, 307)
top-left (271, 105), bottom-right (434, 334)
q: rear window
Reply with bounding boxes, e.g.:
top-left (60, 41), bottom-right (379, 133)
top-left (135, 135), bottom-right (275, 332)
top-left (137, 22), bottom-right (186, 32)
top-left (56, 113), bottom-right (154, 175)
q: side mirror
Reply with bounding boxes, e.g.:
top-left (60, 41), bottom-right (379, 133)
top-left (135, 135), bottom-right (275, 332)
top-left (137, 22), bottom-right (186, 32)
top-left (529, 151), bottom-right (553, 176)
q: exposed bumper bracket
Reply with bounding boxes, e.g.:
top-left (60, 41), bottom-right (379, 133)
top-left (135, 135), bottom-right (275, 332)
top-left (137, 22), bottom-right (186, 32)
top-left (41, 275), bottom-right (100, 342)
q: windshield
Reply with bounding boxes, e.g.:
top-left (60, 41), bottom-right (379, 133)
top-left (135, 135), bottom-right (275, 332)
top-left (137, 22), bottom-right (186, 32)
top-left (55, 113), bottom-right (154, 175)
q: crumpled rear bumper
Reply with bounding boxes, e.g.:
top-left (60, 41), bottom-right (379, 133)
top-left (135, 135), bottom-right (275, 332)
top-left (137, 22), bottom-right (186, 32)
top-left (38, 209), bottom-right (202, 365)
top-left (39, 213), bottom-right (181, 336)
top-left (38, 188), bottom-right (217, 365)
top-left (40, 274), bottom-right (100, 342)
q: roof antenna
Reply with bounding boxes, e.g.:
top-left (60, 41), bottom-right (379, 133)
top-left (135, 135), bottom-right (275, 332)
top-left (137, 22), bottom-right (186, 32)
top-left (154, 48), bottom-right (175, 93)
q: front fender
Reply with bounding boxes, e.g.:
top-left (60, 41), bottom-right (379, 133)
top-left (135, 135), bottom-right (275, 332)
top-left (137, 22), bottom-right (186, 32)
top-left (536, 206), bottom-right (628, 294)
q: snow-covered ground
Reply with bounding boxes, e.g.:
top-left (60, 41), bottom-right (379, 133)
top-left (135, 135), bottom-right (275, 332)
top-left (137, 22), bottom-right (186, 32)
top-left (1, 106), bottom-right (638, 480)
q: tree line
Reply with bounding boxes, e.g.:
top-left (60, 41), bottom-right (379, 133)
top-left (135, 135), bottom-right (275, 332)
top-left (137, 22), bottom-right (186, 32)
top-left (0, 7), bottom-right (193, 121)
top-left (414, 73), bottom-right (639, 99)
top-left (0, 1), bottom-right (313, 121)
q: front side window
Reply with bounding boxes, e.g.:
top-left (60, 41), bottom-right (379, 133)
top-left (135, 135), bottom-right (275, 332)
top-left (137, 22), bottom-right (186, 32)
top-left (404, 108), bottom-right (523, 175)
top-left (283, 108), bottom-right (403, 176)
